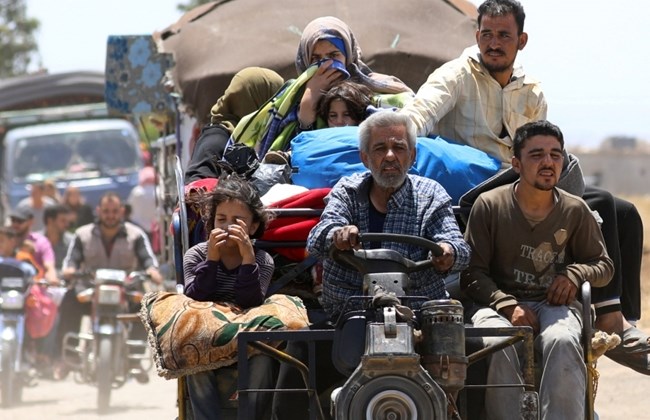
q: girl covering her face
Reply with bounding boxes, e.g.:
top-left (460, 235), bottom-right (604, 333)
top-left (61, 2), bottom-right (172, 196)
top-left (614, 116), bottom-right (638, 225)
top-left (295, 16), bottom-right (412, 132)
top-left (183, 173), bottom-right (273, 308)
top-left (296, 16), bottom-right (412, 95)
top-left (181, 173), bottom-right (277, 420)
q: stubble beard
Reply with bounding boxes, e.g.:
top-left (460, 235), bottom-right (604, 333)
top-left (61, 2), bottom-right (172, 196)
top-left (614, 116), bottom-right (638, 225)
top-left (100, 219), bottom-right (120, 230)
top-left (480, 52), bottom-right (515, 75)
top-left (533, 178), bottom-right (557, 192)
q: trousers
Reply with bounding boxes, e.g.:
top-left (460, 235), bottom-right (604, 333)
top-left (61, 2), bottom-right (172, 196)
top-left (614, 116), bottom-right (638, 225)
top-left (583, 186), bottom-right (643, 320)
top-left (472, 302), bottom-right (585, 420)
top-left (186, 354), bottom-right (277, 420)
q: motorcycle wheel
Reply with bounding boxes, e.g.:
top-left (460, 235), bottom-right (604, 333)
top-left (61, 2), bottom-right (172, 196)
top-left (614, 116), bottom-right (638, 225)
top-left (97, 336), bottom-right (113, 413)
top-left (1, 337), bottom-right (20, 408)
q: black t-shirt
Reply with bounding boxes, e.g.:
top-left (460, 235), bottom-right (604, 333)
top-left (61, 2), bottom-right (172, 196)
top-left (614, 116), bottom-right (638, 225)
top-left (367, 199), bottom-right (386, 249)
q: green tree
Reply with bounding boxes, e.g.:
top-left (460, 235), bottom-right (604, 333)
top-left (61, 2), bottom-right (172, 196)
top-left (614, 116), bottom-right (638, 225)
top-left (176, 0), bottom-right (215, 13)
top-left (0, 0), bottom-right (40, 77)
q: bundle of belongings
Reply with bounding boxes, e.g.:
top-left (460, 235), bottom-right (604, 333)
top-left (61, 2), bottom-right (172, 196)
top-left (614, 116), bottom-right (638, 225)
top-left (140, 292), bottom-right (309, 379)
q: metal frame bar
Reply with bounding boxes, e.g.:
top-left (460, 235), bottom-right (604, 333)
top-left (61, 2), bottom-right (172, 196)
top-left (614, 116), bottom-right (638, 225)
top-left (236, 329), bottom-right (335, 420)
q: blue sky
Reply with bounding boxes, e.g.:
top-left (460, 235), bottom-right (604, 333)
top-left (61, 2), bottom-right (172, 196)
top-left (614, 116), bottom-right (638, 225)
top-left (26, 0), bottom-right (650, 148)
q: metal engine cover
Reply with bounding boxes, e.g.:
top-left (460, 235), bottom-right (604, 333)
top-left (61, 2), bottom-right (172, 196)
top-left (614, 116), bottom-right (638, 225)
top-left (332, 322), bottom-right (448, 419)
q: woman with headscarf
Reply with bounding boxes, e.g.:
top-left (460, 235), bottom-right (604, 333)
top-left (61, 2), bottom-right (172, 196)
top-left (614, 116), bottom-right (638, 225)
top-left (184, 67), bottom-right (284, 183)
top-left (231, 16), bottom-right (413, 157)
top-left (295, 16), bottom-right (413, 131)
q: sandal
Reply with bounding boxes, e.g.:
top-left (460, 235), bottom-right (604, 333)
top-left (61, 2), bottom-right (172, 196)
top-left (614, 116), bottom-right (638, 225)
top-left (617, 326), bottom-right (650, 354)
top-left (605, 327), bottom-right (650, 375)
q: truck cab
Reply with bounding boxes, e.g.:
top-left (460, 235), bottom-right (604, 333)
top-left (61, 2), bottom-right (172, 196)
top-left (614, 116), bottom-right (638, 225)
top-left (0, 71), bottom-right (143, 220)
top-left (2, 118), bottom-right (142, 213)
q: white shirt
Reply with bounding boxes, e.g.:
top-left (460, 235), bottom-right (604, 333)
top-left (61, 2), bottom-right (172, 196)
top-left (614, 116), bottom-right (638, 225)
top-left (401, 46), bottom-right (548, 165)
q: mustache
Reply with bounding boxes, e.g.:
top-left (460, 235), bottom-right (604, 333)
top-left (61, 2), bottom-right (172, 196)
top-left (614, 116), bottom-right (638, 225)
top-left (381, 162), bottom-right (402, 171)
top-left (486, 48), bottom-right (505, 55)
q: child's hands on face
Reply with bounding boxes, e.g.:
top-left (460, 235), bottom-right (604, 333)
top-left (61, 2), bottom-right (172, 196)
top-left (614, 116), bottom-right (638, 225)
top-left (206, 227), bottom-right (229, 261)
top-left (225, 218), bottom-right (256, 264)
top-left (206, 219), bottom-right (255, 264)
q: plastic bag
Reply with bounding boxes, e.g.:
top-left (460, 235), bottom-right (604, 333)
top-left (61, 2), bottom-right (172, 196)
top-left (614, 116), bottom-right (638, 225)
top-left (250, 163), bottom-right (292, 196)
top-left (25, 284), bottom-right (58, 339)
top-left (222, 142), bottom-right (260, 179)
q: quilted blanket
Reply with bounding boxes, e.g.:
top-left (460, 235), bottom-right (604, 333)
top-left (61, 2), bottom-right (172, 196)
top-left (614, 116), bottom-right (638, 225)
top-left (139, 292), bottom-right (309, 379)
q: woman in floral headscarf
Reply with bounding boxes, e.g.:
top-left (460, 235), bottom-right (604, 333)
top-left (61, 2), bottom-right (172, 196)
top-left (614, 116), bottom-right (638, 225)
top-left (295, 16), bottom-right (413, 130)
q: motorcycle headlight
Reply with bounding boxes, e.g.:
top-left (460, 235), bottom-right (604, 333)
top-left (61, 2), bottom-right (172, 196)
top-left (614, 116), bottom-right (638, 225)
top-left (97, 285), bottom-right (122, 305)
top-left (1, 290), bottom-right (25, 310)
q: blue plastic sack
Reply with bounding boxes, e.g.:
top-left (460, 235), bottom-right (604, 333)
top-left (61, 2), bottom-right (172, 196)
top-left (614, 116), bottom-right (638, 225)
top-left (290, 127), bottom-right (367, 189)
top-left (290, 126), bottom-right (501, 204)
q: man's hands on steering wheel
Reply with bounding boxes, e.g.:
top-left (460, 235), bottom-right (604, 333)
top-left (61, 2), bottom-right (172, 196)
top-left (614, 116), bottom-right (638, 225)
top-left (331, 225), bottom-right (455, 271)
top-left (432, 242), bottom-right (455, 273)
top-left (332, 226), bottom-right (361, 250)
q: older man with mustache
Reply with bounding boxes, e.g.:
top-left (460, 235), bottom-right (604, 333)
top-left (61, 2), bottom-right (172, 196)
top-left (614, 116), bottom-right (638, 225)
top-left (272, 111), bottom-right (471, 419)
top-left (306, 111), bottom-right (471, 319)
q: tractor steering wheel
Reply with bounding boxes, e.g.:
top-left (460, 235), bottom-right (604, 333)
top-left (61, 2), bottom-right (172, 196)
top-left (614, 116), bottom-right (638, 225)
top-left (330, 232), bottom-right (444, 275)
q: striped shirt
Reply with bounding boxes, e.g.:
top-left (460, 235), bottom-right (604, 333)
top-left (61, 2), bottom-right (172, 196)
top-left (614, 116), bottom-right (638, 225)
top-left (307, 172), bottom-right (471, 318)
top-left (400, 46), bottom-right (547, 165)
top-left (183, 242), bottom-right (274, 308)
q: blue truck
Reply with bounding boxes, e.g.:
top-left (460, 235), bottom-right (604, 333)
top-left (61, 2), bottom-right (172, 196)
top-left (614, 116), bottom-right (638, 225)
top-left (0, 72), bottom-right (142, 221)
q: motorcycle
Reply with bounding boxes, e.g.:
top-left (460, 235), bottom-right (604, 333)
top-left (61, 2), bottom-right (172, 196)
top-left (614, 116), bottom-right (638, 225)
top-left (0, 258), bottom-right (37, 408)
top-left (61, 269), bottom-right (151, 413)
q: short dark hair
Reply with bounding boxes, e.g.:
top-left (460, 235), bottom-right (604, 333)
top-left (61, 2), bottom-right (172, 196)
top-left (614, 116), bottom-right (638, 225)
top-left (99, 191), bottom-right (122, 206)
top-left (513, 120), bottom-right (564, 158)
top-left (44, 204), bottom-right (70, 224)
top-left (478, 0), bottom-right (526, 34)
top-left (201, 174), bottom-right (270, 239)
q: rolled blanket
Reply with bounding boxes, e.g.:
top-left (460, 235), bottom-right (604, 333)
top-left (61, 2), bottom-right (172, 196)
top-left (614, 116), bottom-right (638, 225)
top-left (139, 292), bottom-right (309, 379)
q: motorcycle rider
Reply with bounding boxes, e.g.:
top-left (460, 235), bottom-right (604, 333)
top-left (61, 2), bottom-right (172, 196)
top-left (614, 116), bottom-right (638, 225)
top-left (9, 206), bottom-right (59, 286)
top-left (54, 192), bottom-right (163, 381)
top-left (39, 204), bottom-right (75, 270)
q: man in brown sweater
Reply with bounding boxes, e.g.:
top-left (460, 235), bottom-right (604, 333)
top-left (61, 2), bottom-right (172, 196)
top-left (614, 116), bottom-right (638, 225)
top-left (461, 120), bottom-right (614, 419)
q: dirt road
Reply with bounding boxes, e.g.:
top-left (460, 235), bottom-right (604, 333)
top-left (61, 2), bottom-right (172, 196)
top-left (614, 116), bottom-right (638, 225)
top-left (594, 333), bottom-right (650, 419)
top-left (0, 370), bottom-right (177, 420)
top-left (591, 195), bottom-right (650, 419)
top-left (1, 354), bottom-right (648, 420)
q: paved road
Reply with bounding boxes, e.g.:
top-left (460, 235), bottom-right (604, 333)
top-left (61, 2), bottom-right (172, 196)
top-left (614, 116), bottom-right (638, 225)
top-left (0, 368), bottom-right (178, 420)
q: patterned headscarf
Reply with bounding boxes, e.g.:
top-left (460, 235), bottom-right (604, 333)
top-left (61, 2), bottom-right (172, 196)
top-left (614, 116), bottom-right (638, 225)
top-left (296, 16), bottom-right (413, 94)
top-left (210, 67), bottom-right (285, 132)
